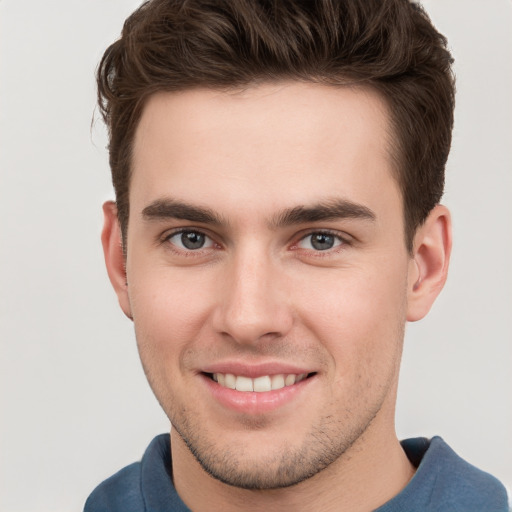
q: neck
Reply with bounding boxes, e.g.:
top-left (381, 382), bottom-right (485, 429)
top-left (171, 423), bottom-right (415, 512)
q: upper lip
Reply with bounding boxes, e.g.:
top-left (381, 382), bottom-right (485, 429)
top-left (200, 361), bottom-right (316, 378)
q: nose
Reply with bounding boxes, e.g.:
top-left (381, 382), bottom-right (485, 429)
top-left (212, 247), bottom-right (293, 346)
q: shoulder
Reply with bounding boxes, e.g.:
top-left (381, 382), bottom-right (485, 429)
top-left (84, 461), bottom-right (144, 512)
top-left (395, 436), bottom-right (509, 512)
top-left (426, 437), bottom-right (508, 511)
top-left (84, 434), bottom-right (176, 512)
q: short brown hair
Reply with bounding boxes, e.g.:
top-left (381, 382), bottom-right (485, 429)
top-left (97, 0), bottom-right (455, 251)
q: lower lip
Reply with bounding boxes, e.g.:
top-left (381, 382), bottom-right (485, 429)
top-left (201, 374), bottom-right (315, 414)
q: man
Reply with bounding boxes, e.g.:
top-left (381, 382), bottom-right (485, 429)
top-left (85, 0), bottom-right (508, 510)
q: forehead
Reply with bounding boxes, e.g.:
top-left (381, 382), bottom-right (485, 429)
top-left (130, 82), bottom-right (400, 222)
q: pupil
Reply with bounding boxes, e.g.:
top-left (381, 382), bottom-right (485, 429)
top-left (311, 233), bottom-right (334, 250)
top-left (182, 231), bottom-right (205, 250)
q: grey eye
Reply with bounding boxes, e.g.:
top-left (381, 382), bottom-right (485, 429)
top-left (181, 231), bottom-right (205, 249)
top-left (168, 230), bottom-right (214, 250)
top-left (298, 232), bottom-right (343, 251)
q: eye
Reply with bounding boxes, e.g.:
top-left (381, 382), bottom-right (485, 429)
top-left (166, 230), bottom-right (215, 251)
top-left (297, 232), bottom-right (344, 251)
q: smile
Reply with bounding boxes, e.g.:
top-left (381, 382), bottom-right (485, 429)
top-left (201, 369), bottom-right (317, 414)
top-left (210, 373), bottom-right (310, 392)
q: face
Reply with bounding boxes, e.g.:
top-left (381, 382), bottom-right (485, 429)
top-left (122, 83), bottom-right (414, 489)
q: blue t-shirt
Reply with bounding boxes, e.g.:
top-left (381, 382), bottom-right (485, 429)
top-left (84, 435), bottom-right (509, 511)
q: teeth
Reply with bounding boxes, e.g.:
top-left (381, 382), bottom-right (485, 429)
top-left (285, 374), bottom-right (296, 386)
top-left (271, 374), bottom-right (285, 390)
top-left (235, 376), bottom-right (253, 392)
top-left (253, 376), bottom-right (271, 392)
top-left (224, 373), bottom-right (236, 389)
top-left (211, 373), bottom-right (309, 392)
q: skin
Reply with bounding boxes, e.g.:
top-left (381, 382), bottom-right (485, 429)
top-left (103, 82), bottom-right (451, 511)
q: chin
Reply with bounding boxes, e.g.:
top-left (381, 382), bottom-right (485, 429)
top-left (171, 412), bottom-right (368, 491)
top-left (187, 440), bottom-right (336, 490)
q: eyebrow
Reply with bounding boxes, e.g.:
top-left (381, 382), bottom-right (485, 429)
top-left (142, 198), bottom-right (225, 225)
top-left (141, 197), bottom-right (376, 227)
top-left (270, 199), bottom-right (376, 228)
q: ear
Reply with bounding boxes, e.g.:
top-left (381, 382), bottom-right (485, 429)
top-left (406, 205), bottom-right (452, 322)
top-left (101, 201), bottom-right (133, 320)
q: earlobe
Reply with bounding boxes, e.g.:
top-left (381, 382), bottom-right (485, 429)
top-left (101, 201), bottom-right (133, 320)
top-left (406, 205), bottom-right (452, 322)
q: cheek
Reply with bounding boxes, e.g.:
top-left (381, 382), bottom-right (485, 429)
top-left (296, 263), bottom-right (408, 375)
top-left (128, 266), bottom-right (217, 365)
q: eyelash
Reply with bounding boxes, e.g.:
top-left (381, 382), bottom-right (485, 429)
top-left (161, 228), bottom-right (218, 257)
top-left (160, 228), bottom-right (351, 256)
top-left (292, 229), bottom-right (350, 254)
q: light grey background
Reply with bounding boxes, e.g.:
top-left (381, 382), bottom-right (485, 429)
top-left (1, 1), bottom-right (510, 510)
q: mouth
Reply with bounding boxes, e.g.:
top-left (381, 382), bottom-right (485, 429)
top-left (203, 372), bottom-right (316, 392)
